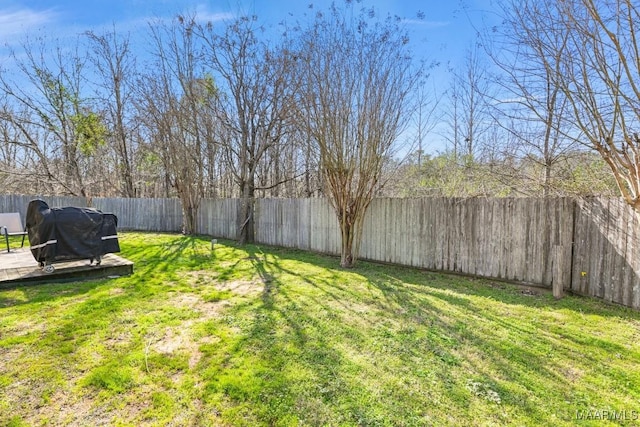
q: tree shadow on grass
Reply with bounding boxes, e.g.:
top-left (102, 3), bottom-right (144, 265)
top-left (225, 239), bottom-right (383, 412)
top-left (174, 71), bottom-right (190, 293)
top-left (195, 243), bottom-right (393, 425)
top-left (225, 242), bottom-right (640, 425)
top-left (272, 242), bottom-right (640, 318)
top-left (405, 274), bottom-right (633, 416)
top-left (368, 269), bottom-right (640, 422)
top-left (0, 232), bottom-right (206, 308)
top-left (0, 280), bottom-right (105, 308)
top-left (42, 233), bottom-right (636, 426)
top-left (121, 233), bottom-right (210, 273)
top-left (11, 233), bottom-right (631, 425)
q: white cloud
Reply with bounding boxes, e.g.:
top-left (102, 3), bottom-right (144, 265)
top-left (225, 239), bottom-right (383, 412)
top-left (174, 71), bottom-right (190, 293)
top-left (0, 7), bottom-right (58, 38)
top-left (193, 4), bottom-right (234, 24)
top-left (129, 4), bottom-right (234, 29)
top-left (403, 19), bottom-right (450, 29)
top-left (494, 96), bottom-right (533, 105)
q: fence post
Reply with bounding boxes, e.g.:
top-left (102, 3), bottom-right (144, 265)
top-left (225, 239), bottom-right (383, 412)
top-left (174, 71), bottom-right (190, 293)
top-left (552, 245), bottom-right (566, 299)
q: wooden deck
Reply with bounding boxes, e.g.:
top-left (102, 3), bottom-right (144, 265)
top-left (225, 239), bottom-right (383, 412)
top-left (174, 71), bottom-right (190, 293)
top-left (0, 247), bottom-right (133, 289)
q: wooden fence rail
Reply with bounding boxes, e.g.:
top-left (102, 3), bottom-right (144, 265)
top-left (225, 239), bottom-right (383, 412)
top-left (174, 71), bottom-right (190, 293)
top-left (1, 195), bottom-right (638, 309)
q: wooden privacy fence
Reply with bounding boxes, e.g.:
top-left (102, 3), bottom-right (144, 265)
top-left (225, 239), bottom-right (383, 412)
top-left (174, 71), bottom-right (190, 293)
top-left (1, 195), bottom-right (639, 309)
top-left (0, 195), bottom-right (183, 232)
top-left (255, 197), bottom-right (640, 309)
top-left (255, 198), bottom-right (575, 284)
top-left (572, 198), bottom-right (640, 308)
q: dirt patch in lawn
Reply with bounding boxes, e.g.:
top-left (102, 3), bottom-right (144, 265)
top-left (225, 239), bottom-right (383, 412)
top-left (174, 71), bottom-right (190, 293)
top-left (178, 271), bottom-right (265, 297)
top-left (31, 389), bottom-right (106, 426)
top-left (179, 270), bottom-right (219, 287)
top-left (214, 279), bottom-right (263, 296)
top-left (172, 293), bottom-right (231, 317)
top-left (151, 293), bottom-right (228, 369)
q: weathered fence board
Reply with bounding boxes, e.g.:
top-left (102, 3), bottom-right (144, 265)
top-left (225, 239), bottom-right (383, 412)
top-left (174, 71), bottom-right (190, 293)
top-left (198, 198), bottom-right (239, 239)
top-left (0, 195), bottom-right (183, 232)
top-left (571, 197), bottom-right (640, 309)
top-left (362, 197), bottom-right (574, 288)
top-left (306, 198), bottom-right (341, 255)
top-left (0, 195), bottom-right (87, 223)
top-left (92, 197), bottom-right (182, 232)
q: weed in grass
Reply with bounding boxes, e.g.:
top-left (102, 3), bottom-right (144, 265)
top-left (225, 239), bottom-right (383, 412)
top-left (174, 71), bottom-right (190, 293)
top-left (5, 417), bottom-right (28, 427)
top-left (83, 365), bottom-right (135, 394)
top-left (202, 289), bottom-right (233, 302)
top-left (145, 391), bottom-right (176, 418)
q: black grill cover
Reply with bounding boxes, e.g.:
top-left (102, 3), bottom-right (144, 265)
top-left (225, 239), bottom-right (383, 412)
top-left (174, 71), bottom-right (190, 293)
top-left (26, 199), bottom-right (120, 263)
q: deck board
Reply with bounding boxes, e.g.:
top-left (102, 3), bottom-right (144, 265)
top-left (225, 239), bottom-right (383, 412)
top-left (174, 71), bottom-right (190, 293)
top-left (0, 248), bottom-right (133, 289)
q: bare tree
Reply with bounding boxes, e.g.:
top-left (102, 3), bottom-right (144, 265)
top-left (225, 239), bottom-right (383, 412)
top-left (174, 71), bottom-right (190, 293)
top-left (138, 15), bottom-right (216, 234)
top-left (559, 0), bottom-right (640, 211)
top-left (410, 83), bottom-right (441, 168)
top-left (452, 46), bottom-right (491, 163)
top-left (486, 0), bottom-right (579, 196)
top-left (297, 3), bottom-right (422, 267)
top-left (503, 0), bottom-right (640, 209)
top-left (0, 100), bottom-right (45, 193)
top-left (86, 28), bottom-right (138, 197)
top-left (0, 37), bottom-right (106, 196)
top-left (444, 68), bottom-right (463, 161)
top-left (196, 15), bottom-right (299, 243)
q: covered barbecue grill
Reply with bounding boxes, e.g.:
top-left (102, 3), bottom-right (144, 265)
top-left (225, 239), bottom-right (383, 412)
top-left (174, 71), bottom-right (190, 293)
top-left (26, 199), bottom-right (120, 273)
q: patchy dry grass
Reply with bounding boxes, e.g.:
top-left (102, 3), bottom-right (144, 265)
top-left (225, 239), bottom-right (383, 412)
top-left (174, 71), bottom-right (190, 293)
top-left (1, 232), bottom-right (640, 426)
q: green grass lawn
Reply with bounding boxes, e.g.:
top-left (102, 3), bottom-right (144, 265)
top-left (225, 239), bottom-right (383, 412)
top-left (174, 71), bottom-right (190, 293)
top-left (1, 232), bottom-right (640, 426)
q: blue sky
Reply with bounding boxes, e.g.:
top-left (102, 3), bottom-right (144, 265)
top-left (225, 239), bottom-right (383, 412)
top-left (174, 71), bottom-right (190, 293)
top-left (0, 0), bottom-right (495, 71)
top-left (0, 0), bottom-right (497, 153)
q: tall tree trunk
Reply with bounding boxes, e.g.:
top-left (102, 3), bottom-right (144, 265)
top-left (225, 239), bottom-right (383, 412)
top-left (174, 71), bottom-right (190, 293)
top-left (182, 202), bottom-right (197, 234)
top-left (118, 130), bottom-right (135, 197)
top-left (339, 213), bottom-right (355, 268)
top-left (238, 178), bottom-right (255, 244)
top-left (176, 174), bottom-right (198, 235)
top-left (543, 160), bottom-right (552, 197)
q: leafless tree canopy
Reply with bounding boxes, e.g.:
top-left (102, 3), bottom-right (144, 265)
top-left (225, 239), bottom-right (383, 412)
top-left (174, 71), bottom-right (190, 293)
top-left (86, 28), bottom-right (138, 198)
top-left (556, 0), bottom-right (640, 210)
top-left (195, 15), bottom-right (300, 243)
top-left (477, 0), bottom-right (640, 204)
top-left (134, 15), bottom-right (215, 234)
top-left (296, 3), bottom-right (421, 267)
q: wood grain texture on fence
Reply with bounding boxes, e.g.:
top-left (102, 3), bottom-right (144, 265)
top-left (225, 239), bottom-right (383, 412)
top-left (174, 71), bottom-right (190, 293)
top-left (255, 198), bottom-right (341, 254)
top-left (0, 195), bottom-right (184, 232)
top-left (0, 195), bottom-right (89, 224)
top-left (198, 199), bottom-right (239, 239)
top-left (572, 197), bottom-right (640, 309)
top-left (92, 197), bottom-right (182, 232)
top-left (254, 197), bottom-right (576, 288)
top-left (360, 197), bottom-right (575, 287)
